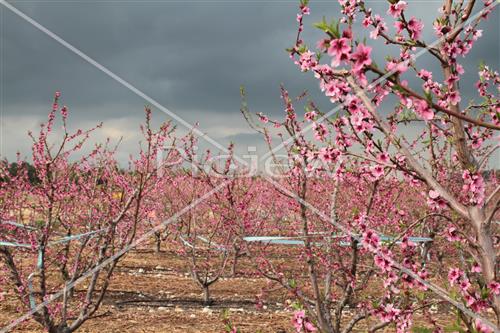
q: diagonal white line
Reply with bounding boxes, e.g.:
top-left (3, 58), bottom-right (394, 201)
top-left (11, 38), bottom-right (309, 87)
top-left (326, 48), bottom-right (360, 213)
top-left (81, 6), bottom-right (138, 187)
top-left (0, 179), bottom-right (230, 333)
top-left (258, 1), bottom-right (499, 161)
top-left (263, 175), bottom-right (500, 332)
top-left (0, 0), bottom-right (246, 164)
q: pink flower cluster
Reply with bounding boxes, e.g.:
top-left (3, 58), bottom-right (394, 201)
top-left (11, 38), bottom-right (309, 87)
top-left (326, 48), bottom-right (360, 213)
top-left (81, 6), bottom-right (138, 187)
top-left (361, 229), bottom-right (380, 252)
top-left (387, 1), bottom-right (407, 18)
top-left (292, 310), bottom-right (316, 332)
top-left (297, 50), bottom-right (318, 72)
top-left (448, 268), bottom-right (492, 314)
top-left (462, 170), bottom-right (485, 205)
top-left (427, 190), bottom-right (447, 210)
top-left (413, 99), bottom-right (434, 121)
top-left (475, 319), bottom-right (494, 333)
top-left (378, 303), bottom-right (401, 322)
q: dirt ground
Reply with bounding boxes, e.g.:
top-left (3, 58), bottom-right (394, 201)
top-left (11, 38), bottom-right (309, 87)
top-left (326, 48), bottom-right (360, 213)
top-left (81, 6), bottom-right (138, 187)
top-left (0, 244), bottom-right (483, 333)
top-left (0, 246), bottom-right (296, 333)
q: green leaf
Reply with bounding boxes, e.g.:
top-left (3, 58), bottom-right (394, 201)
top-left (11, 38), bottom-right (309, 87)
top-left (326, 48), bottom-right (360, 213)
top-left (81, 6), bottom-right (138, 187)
top-left (313, 17), bottom-right (340, 38)
top-left (478, 59), bottom-right (486, 71)
top-left (392, 84), bottom-right (406, 94)
top-left (480, 285), bottom-right (490, 299)
top-left (313, 17), bottom-right (329, 32)
top-left (291, 301), bottom-right (303, 310)
top-left (444, 323), bottom-right (466, 333)
top-left (424, 90), bottom-right (433, 104)
top-left (415, 290), bottom-right (426, 301)
top-left (298, 45), bottom-right (308, 54)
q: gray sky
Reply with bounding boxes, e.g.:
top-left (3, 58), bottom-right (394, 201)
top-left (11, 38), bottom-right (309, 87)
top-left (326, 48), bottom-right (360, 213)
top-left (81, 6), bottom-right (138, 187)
top-left (0, 1), bottom-right (498, 163)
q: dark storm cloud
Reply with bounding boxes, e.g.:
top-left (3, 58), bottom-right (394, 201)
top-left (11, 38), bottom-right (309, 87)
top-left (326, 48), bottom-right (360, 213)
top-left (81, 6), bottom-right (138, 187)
top-left (0, 1), bottom-right (498, 161)
top-left (2, 1), bottom-right (332, 114)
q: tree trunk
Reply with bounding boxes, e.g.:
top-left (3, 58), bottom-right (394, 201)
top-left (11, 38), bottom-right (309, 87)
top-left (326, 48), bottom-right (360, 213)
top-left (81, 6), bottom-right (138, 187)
top-left (49, 324), bottom-right (71, 333)
top-left (154, 232), bottom-right (161, 253)
top-left (202, 285), bottom-right (211, 306)
top-left (470, 207), bottom-right (500, 324)
top-left (230, 247), bottom-right (240, 277)
top-left (298, 177), bottom-right (334, 333)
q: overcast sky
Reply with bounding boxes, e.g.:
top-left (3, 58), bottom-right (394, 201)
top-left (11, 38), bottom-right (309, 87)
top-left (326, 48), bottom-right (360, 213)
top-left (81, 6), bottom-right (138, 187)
top-left (0, 1), bottom-right (498, 164)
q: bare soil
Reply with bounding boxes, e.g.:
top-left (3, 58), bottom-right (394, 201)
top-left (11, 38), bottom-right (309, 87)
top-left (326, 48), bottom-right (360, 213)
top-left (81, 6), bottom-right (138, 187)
top-left (0, 244), bottom-right (475, 333)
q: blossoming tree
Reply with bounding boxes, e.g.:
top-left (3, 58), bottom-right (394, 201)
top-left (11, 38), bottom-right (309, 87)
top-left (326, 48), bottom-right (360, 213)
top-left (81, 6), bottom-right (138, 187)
top-left (0, 93), bottom-right (176, 333)
top-left (244, 87), bottom-right (446, 332)
top-left (282, 0), bottom-right (500, 331)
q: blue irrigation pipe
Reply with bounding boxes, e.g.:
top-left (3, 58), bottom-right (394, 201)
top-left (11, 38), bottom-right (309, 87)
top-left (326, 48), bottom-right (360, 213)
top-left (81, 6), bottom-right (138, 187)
top-left (243, 234), bottom-right (433, 246)
top-left (0, 225), bottom-right (106, 313)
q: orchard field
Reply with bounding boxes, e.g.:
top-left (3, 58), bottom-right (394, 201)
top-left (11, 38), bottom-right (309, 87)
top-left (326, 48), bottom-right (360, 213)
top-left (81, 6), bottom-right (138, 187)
top-left (1, 0), bottom-right (499, 332)
top-left (1, 241), bottom-right (495, 333)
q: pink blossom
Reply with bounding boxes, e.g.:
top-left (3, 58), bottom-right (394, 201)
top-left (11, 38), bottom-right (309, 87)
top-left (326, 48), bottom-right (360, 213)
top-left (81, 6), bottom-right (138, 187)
top-left (472, 29), bottom-right (483, 41)
top-left (445, 74), bottom-right (459, 87)
top-left (300, 4), bottom-right (310, 15)
top-left (471, 262), bottom-right (482, 273)
top-left (414, 99), bottom-right (434, 120)
top-left (433, 20), bottom-right (449, 37)
top-left (304, 111), bottom-right (317, 121)
top-left (369, 16), bottom-right (387, 40)
top-left (379, 303), bottom-right (401, 322)
top-left (462, 170), bottom-right (485, 205)
top-left (303, 322), bottom-right (316, 332)
top-left (370, 165), bottom-right (385, 179)
top-left (407, 17), bottom-right (424, 40)
top-left (428, 190), bottom-right (440, 199)
top-left (394, 21), bottom-right (405, 34)
top-left (447, 90), bottom-right (461, 105)
top-left (292, 310), bottom-right (316, 332)
top-left (464, 293), bottom-right (476, 307)
top-left (374, 254), bottom-right (392, 272)
top-left (297, 50), bottom-right (318, 72)
top-left (387, 1), bottom-right (407, 17)
top-left (258, 113), bottom-right (269, 123)
top-left (362, 16), bottom-right (372, 27)
top-left (313, 122), bottom-right (328, 141)
top-left (377, 152), bottom-right (390, 163)
top-left (316, 38), bottom-right (329, 52)
top-left (475, 319), bottom-right (493, 333)
top-left (428, 195), bottom-right (447, 210)
top-left (459, 278), bottom-right (471, 292)
top-left (351, 44), bottom-right (372, 72)
top-left (488, 281), bottom-right (500, 295)
top-left (448, 268), bottom-right (463, 285)
top-left (445, 227), bottom-right (461, 242)
top-left (323, 80), bottom-right (342, 99)
top-left (61, 106), bottom-right (68, 120)
top-left (328, 38), bottom-right (351, 67)
top-left (471, 133), bottom-right (484, 149)
top-left (386, 60), bottom-right (408, 74)
top-left (362, 229), bottom-right (380, 251)
top-left (417, 69), bottom-right (433, 81)
top-left (319, 147), bottom-right (339, 163)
